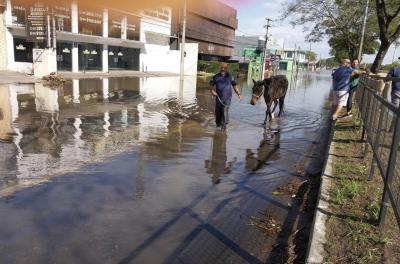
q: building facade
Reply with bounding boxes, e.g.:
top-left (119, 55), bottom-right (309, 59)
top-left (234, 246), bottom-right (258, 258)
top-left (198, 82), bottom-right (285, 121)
top-left (279, 48), bottom-right (308, 71)
top-left (171, 1), bottom-right (237, 62)
top-left (0, 0), bottom-right (198, 76)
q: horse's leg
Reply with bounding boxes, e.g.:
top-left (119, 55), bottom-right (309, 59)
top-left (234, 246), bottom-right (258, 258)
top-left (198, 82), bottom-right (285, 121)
top-left (264, 101), bottom-right (273, 125)
top-left (278, 97), bottom-right (285, 117)
top-left (270, 99), bottom-right (279, 119)
top-left (271, 100), bottom-right (279, 113)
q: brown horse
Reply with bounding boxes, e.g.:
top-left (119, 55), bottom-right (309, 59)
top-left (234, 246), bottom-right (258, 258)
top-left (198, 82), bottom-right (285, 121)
top-left (250, 75), bottom-right (289, 124)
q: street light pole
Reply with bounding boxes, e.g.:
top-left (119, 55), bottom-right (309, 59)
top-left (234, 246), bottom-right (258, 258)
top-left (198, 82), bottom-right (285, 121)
top-left (358, 0), bottom-right (369, 62)
top-left (180, 0), bottom-right (187, 83)
top-left (261, 18), bottom-right (272, 80)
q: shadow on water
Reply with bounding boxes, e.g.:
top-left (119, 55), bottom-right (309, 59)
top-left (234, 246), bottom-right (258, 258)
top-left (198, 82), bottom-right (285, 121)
top-left (0, 71), bottom-right (333, 263)
top-left (204, 130), bottom-right (236, 184)
top-left (246, 129), bottom-right (281, 172)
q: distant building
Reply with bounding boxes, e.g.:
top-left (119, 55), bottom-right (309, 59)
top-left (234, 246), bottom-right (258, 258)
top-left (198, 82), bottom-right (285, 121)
top-left (171, 1), bottom-right (238, 62)
top-left (279, 48), bottom-right (308, 71)
top-left (0, 0), bottom-right (198, 75)
top-left (232, 36), bottom-right (264, 62)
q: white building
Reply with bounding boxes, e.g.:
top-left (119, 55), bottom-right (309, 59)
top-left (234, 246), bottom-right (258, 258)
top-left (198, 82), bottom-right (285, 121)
top-left (281, 48), bottom-right (308, 64)
top-left (0, 1), bottom-right (198, 76)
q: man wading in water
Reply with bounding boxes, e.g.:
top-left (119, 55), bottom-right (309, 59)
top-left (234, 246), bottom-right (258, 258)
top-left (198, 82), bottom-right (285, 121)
top-left (209, 63), bottom-right (242, 129)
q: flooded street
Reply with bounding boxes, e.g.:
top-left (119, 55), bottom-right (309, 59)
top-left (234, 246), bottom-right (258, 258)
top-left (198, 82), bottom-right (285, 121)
top-left (0, 72), bottom-right (332, 263)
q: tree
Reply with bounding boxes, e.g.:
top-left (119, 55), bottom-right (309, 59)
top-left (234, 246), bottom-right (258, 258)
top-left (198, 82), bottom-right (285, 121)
top-left (283, 0), bottom-right (379, 62)
top-left (305, 51), bottom-right (317, 62)
top-left (329, 32), bottom-right (379, 62)
top-left (371, 0), bottom-right (400, 72)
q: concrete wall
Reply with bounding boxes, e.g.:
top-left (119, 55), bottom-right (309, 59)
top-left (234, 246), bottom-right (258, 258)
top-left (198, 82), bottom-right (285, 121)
top-left (140, 43), bottom-right (198, 75)
top-left (0, 11), bottom-right (7, 70)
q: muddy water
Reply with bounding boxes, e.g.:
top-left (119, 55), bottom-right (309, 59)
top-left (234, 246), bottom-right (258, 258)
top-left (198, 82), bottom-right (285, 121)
top-left (0, 72), bottom-right (332, 263)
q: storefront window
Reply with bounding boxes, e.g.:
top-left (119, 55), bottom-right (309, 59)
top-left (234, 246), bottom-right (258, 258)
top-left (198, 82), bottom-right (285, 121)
top-left (57, 42), bottom-right (72, 71)
top-left (79, 8), bottom-right (102, 36)
top-left (12, 0), bottom-right (28, 27)
top-left (14, 38), bottom-right (33, 62)
top-left (13, 38), bottom-right (45, 63)
top-left (127, 14), bottom-right (140, 41)
top-left (108, 46), bottom-right (139, 70)
top-left (52, 1), bottom-right (71, 32)
top-left (78, 43), bottom-right (102, 71)
top-left (108, 10), bottom-right (122, 39)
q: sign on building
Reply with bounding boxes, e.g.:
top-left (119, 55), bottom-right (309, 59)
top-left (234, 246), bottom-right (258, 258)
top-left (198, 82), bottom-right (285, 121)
top-left (26, 3), bottom-right (48, 42)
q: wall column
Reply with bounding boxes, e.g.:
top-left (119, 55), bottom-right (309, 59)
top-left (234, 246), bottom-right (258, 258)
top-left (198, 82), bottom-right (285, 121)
top-left (121, 16), bottom-right (127, 40)
top-left (71, 0), bottom-right (79, 72)
top-left (102, 8), bottom-right (108, 72)
top-left (4, 0), bottom-right (14, 70)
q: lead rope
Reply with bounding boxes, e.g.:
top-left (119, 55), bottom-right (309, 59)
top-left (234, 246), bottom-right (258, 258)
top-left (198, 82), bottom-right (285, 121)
top-left (215, 95), bottom-right (227, 107)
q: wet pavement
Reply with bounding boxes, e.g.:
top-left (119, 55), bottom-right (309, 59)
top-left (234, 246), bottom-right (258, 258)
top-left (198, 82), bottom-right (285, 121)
top-left (0, 72), bottom-right (332, 263)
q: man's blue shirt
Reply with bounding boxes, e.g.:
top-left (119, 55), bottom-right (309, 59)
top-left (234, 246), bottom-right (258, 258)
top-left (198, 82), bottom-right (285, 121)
top-left (387, 66), bottom-right (400, 92)
top-left (332, 66), bottom-right (354, 91)
top-left (209, 72), bottom-right (237, 102)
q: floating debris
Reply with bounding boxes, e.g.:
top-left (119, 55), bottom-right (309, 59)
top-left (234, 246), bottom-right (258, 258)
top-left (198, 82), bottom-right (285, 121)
top-left (42, 72), bottom-right (65, 87)
top-left (250, 211), bottom-right (282, 235)
top-left (274, 179), bottom-right (308, 196)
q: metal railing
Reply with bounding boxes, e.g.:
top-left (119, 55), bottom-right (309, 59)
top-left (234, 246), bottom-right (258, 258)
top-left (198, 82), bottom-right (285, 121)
top-left (355, 74), bottom-right (400, 227)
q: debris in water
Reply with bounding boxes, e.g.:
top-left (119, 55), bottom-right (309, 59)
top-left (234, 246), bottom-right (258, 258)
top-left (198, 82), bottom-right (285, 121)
top-left (250, 211), bottom-right (282, 235)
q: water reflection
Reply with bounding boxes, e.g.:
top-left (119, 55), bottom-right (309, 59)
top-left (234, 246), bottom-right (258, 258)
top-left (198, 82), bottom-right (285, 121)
top-left (246, 130), bottom-right (281, 171)
top-left (0, 76), bottom-right (198, 194)
top-left (205, 131), bottom-right (236, 184)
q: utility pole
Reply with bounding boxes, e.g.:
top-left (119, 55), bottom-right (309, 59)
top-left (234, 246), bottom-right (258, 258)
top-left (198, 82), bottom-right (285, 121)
top-left (358, 0), bottom-right (369, 62)
top-left (392, 40), bottom-right (400, 64)
top-left (180, 0), bottom-right (187, 83)
top-left (261, 18), bottom-right (272, 80)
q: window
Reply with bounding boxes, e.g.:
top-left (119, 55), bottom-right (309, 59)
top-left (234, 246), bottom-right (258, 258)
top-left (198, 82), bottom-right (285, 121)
top-left (14, 38), bottom-right (33, 62)
top-left (108, 10), bottom-right (122, 39)
top-left (127, 14), bottom-right (140, 41)
top-left (13, 38), bottom-right (45, 63)
top-left (79, 8), bottom-right (102, 36)
top-left (12, 0), bottom-right (28, 27)
top-left (57, 42), bottom-right (72, 71)
top-left (143, 8), bottom-right (170, 22)
top-left (108, 46), bottom-right (139, 70)
top-left (78, 43), bottom-right (102, 71)
top-left (52, 2), bottom-right (71, 32)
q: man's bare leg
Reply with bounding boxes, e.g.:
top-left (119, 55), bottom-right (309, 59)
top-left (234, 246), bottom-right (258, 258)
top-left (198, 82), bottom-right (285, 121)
top-left (332, 105), bottom-right (343, 121)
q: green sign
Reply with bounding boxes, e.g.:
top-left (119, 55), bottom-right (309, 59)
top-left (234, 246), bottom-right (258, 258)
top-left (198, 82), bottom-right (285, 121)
top-left (242, 48), bottom-right (262, 58)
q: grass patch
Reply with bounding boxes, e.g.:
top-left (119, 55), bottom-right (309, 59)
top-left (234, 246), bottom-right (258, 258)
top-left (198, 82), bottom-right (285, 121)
top-left (332, 179), bottom-right (361, 206)
top-left (323, 107), bottom-right (400, 264)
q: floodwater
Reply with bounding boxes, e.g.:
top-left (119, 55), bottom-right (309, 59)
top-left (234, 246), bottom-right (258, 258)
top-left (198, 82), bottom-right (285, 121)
top-left (0, 72), bottom-right (332, 263)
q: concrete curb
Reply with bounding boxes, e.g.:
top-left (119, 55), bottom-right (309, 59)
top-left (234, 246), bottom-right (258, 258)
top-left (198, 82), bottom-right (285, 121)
top-left (305, 123), bottom-right (336, 263)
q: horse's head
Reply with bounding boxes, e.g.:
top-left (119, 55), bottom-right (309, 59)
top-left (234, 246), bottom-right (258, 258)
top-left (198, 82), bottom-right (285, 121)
top-left (250, 78), bottom-right (271, 105)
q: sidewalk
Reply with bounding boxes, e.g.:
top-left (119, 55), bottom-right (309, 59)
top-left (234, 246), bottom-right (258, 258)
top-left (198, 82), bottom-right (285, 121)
top-left (307, 114), bottom-right (400, 263)
top-left (0, 70), bottom-right (179, 85)
top-left (0, 71), bottom-right (38, 84)
top-left (58, 70), bottom-right (179, 79)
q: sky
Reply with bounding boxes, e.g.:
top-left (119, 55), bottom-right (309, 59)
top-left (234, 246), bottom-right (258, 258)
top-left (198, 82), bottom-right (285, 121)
top-left (222, 0), bottom-right (400, 64)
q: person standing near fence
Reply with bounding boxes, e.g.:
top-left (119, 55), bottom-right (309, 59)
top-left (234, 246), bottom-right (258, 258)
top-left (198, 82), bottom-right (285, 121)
top-left (332, 59), bottom-right (354, 121)
top-left (209, 63), bottom-right (243, 129)
top-left (346, 59), bottom-right (360, 117)
top-left (387, 58), bottom-right (400, 108)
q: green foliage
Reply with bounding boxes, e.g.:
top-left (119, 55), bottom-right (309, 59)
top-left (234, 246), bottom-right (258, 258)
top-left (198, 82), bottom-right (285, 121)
top-left (305, 50), bottom-right (317, 61)
top-left (197, 60), bottom-right (239, 75)
top-left (380, 61), bottom-right (400, 71)
top-left (284, 0), bottom-right (400, 70)
top-left (317, 57), bottom-right (339, 68)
